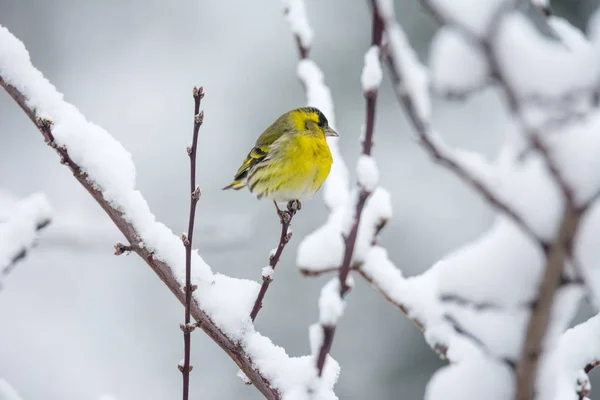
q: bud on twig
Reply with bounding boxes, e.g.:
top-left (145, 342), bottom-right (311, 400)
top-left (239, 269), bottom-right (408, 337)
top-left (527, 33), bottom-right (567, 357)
top-left (180, 323), bottom-right (196, 333)
top-left (114, 242), bottom-right (133, 255)
top-left (192, 187), bottom-right (201, 200)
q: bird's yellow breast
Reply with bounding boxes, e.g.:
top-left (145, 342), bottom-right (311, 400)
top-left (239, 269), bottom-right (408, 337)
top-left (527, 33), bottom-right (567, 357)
top-left (260, 133), bottom-right (332, 201)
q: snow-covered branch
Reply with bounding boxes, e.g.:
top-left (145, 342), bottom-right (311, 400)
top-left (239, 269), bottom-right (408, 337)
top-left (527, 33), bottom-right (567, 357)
top-left (0, 192), bottom-right (51, 287)
top-left (0, 23), bottom-right (338, 400)
top-left (371, 1), bottom-right (600, 399)
top-left (314, 6), bottom-right (386, 377)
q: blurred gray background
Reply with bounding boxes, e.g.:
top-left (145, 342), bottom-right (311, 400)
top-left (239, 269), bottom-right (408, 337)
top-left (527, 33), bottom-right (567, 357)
top-left (0, 0), bottom-right (598, 399)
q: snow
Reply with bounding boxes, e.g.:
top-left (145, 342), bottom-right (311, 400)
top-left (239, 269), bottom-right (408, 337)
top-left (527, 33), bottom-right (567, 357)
top-left (493, 12), bottom-right (596, 98)
top-left (0, 193), bottom-right (51, 271)
top-left (0, 380), bottom-right (23, 400)
top-left (425, 0), bottom-right (509, 37)
top-left (297, 59), bottom-right (349, 209)
top-left (425, 353), bottom-right (514, 400)
top-left (318, 278), bottom-right (346, 325)
top-left (360, 46), bottom-right (383, 92)
top-left (377, 0), bottom-right (431, 121)
top-left (544, 111), bottom-right (600, 206)
top-left (243, 332), bottom-right (339, 399)
top-left (430, 27), bottom-right (489, 96)
top-left (297, 187), bottom-right (392, 272)
top-left (309, 323), bottom-right (323, 356)
top-left (0, 24), bottom-right (340, 397)
top-left (237, 369), bottom-right (252, 385)
top-left (356, 155), bottom-right (379, 192)
top-left (282, 0), bottom-right (313, 49)
top-left (436, 218), bottom-right (545, 307)
top-left (556, 314), bottom-right (600, 381)
top-left (262, 266), bottom-right (275, 280)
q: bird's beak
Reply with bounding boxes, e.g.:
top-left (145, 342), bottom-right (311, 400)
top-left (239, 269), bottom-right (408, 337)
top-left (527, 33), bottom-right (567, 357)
top-left (324, 127), bottom-right (339, 137)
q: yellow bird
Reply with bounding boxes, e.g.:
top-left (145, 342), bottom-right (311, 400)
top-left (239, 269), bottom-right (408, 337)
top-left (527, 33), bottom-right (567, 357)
top-left (223, 107), bottom-right (338, 209)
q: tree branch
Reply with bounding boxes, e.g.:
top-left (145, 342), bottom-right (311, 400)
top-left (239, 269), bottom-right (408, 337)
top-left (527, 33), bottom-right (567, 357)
top-left (516, 208), bottom-right (581, 400)
top-left (315, 4), bottom-right (384, 377)
top-left (250, 200), bottom-right (298, 321)
top-left (376, 1), bottom-right (547, 252)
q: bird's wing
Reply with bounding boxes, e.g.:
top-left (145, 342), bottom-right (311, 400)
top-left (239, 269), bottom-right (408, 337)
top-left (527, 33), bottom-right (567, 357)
top-left (232, 115), bottom-right (291, 181)
top-left (233, 145), bottom-right (269, 181)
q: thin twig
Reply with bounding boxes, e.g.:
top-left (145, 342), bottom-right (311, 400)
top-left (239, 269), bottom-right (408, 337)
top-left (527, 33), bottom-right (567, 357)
top-left (315, 4), bottom-right (384, 377)
top-left (179, 86), bottom-right (204, 400)
top-left (250, 200), bottom-right (299, 321)
top-left (0, 76), bottom-right (281, 400)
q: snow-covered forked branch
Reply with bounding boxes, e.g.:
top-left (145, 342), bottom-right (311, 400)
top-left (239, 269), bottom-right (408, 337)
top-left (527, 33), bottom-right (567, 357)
top-left (0, 192), bottom-right (51, 284)
top-left (0, 22), bottom-right (338, 399)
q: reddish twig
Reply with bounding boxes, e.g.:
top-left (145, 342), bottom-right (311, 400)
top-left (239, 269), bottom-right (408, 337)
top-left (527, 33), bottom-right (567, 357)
top-left (315, 5), bottom-right (384, 377)
top-left (250, 200), bottom-right (299, 321)
top-left (179, 87), bottom-right (204, 400)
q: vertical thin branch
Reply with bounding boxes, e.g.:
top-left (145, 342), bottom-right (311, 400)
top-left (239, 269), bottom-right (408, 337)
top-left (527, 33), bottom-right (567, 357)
top-left (250, 200), bottom-right (299, 321)
top-left (315, 5), bottom-right (384, 377)
top-left (179, 86), bottom-right (204, 400)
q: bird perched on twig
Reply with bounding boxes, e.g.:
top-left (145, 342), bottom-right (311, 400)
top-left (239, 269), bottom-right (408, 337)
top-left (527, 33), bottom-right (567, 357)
top-left (223, 107), bottom-right (338, 213)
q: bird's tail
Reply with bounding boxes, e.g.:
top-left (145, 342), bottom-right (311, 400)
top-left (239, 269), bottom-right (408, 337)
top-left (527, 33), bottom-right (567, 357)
top-left (222, 180), bottom-right (246, 191)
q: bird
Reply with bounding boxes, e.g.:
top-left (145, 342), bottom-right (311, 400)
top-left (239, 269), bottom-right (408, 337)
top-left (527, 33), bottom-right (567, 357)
top-left (223, 107), bottom-right (338, 214)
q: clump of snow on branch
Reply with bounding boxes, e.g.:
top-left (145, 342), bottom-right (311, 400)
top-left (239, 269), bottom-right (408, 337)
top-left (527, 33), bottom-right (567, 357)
top-left (425, 354), bottom-right (514, 400)
top-left (243, 332), bottom-right (339, 400)
top-left (494, 12), bottom-right (596, 98)
top-left (361, 46), bottom-right (383, 92)
top-left (282, 0), bottom-right (313, 49)
top-left (377, 0), bottom-right (430, 120)
top-left (356, 155), bottom-right (379, 192)
top-left (261, 266), bottom-right (275, 280)
top-left (0, 24), bottom-right (339, 397)
top-left (426, 0), bottom-right (509, 37)
top-left (318, 278), bottom-right (347, 326)
top-left (0, 192), bottom-right (51, 272)
top-left (430, 27), bottom-right (489, 96)
top-left (297, 187), bottom-right (391, 273)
